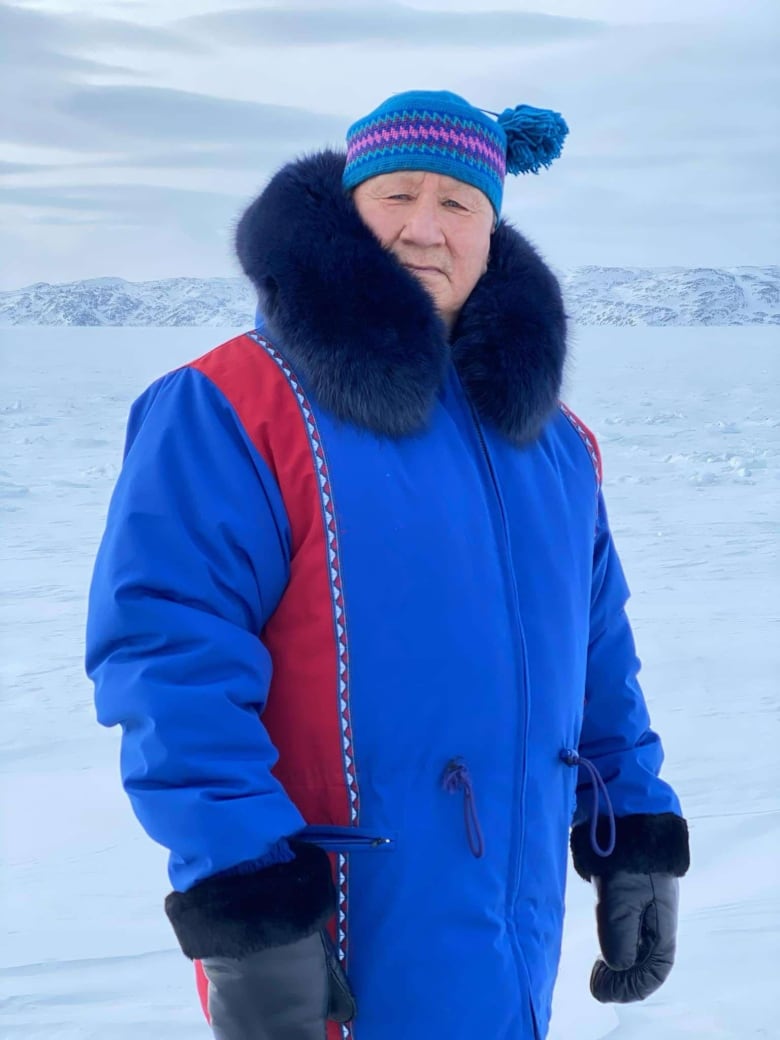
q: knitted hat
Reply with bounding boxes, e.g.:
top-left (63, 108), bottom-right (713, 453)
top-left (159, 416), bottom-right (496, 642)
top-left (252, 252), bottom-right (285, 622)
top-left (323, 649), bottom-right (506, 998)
top-left (342, 90), bottom-right (568, 216)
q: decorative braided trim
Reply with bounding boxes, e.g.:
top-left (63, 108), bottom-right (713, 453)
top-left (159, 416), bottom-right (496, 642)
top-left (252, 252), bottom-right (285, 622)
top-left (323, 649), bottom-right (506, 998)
top-left (559, 401), bottom-right (603, 488)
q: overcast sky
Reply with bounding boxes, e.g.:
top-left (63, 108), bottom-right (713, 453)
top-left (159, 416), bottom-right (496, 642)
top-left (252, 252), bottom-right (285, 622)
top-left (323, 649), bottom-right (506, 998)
top-left (1, 0), bottom-right (777, 288)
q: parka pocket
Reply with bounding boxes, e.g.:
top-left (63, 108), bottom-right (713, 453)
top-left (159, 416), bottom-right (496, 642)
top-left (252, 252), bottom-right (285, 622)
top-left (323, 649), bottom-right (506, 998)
top-left (294, 824), bottom-right (396, 852)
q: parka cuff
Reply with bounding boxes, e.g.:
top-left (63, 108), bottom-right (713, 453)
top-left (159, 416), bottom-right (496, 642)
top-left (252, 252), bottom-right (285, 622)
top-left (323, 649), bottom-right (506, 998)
top-left (571, 812), bottom-right (690, 882)
top-left (165, 840), bottom-right (336, 960)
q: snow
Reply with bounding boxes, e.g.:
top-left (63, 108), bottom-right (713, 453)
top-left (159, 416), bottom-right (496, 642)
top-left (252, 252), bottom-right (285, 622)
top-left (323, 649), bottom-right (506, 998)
top-left (1, 325), bottom-right (778, 1039)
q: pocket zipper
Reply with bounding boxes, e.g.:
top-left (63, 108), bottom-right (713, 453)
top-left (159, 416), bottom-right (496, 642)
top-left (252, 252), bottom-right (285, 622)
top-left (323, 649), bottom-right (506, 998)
top-left (295, 824), bottom-right (395, 852)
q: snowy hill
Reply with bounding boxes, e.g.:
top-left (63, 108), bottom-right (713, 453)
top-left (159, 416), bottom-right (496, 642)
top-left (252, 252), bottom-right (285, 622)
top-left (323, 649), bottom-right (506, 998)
top-left (0, 267), bottom-right (777, 326)
top-left (559, 266), bottom-right (779, 325)
top-left (0, 277), bottom-right (254, 328)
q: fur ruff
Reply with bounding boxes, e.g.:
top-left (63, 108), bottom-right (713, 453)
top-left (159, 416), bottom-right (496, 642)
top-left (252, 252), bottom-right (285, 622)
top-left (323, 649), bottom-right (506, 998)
top-left (571, 812), bottom-right (691, 882)
top-left (235, 150), bottom-right (567, 444)
top-left (164, 840), bottom-right (335, 960)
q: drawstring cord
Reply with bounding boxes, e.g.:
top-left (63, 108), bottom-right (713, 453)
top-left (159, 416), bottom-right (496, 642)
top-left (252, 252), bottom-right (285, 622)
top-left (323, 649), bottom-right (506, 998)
top-left (442, 758), bottom-right (485, 859)
top-left (560, 748), bottom-right (616, 857)
top-left (440, 750), bottom-right (614, 862)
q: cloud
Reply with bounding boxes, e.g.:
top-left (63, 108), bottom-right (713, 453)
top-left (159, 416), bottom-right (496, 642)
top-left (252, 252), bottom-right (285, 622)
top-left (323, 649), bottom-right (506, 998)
top-left (1, 3), bottom-right (217, 154)
top-left (0, 161), bottom-right (53, 176)
top-left (59, 85), bottom-right (345, 144)
top-left (3, 78), bottom-right (344, 157)
top-left (177, 2), bottom-right (605, 48)
top-left (85, 140), bottom-right (338, 170)
top-left (0, 141), bottom-right (338, 179)
top-left (0, 182), bottom-right (245, 220)
top-left (0, 2), bottom-right (203, 65)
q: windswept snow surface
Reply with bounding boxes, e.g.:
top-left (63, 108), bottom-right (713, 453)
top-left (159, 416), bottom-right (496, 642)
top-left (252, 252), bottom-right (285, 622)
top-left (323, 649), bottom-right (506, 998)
top-left (1, 326), bottom-right (778, 1039)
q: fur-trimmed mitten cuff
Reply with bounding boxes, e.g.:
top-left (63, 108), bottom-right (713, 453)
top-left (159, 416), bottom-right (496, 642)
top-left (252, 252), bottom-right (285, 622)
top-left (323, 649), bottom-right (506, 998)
top-left (164, 840), bottom-right (336, 960)
top-left (571, 812), bottom-right (690, 882)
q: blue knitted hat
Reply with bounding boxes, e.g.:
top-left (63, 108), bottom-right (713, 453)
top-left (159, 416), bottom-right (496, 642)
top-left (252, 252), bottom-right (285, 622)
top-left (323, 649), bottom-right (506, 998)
top-left (343, 90), bottom-right (568, 216)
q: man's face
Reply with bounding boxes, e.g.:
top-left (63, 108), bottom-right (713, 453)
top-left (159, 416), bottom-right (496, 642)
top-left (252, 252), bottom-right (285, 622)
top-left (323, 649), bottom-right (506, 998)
top-left (353, 170), bottom-right (494, 331)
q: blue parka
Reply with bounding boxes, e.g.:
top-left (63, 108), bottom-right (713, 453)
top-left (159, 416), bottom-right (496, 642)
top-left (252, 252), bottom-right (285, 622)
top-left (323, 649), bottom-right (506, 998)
top-left (87, 152), bottom-right (686, 1040)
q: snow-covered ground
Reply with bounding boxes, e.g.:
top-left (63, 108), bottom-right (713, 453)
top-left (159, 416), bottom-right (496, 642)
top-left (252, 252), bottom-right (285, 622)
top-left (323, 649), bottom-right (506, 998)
top-left (1, 326), bottom-right (777, 1039)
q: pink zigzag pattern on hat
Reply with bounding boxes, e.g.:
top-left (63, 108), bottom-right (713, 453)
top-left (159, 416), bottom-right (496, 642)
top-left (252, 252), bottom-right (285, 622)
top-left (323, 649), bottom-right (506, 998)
top-left (349, 119), bottom-right (505, 175)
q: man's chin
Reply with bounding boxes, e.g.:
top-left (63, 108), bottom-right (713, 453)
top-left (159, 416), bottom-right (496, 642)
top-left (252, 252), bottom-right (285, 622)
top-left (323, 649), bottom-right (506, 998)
top-left (409, 271), bottom-right (441, 295)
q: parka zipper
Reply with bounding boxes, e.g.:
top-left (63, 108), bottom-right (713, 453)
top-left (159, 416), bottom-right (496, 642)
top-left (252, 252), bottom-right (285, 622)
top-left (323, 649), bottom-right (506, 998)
top-left (453, 367), bottom-right (531, 984)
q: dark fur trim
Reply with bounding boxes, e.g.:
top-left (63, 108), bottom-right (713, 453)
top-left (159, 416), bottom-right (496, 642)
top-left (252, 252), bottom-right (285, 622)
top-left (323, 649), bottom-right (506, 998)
top-left (236, 150), bottom-right (448, 439)
top-left (164, 840), bottom-right (335, 960)
top-left (236, 150), bottom-right (566, 444)
top-left (571, 812), bottom-right (690, 882)
top-left (452, 221), bottom-right (567, 446)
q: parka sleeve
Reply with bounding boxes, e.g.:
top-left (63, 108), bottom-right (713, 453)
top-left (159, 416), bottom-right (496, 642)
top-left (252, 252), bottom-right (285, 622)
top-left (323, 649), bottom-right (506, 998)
top-left (86, 366), bottom-right (306, 893)
top-left (571, 489), bottom-right (690, 880)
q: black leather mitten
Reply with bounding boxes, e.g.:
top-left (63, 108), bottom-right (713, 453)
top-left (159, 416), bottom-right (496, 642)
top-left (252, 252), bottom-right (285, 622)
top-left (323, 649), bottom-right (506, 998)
top-left (590, 869), bottom-right (678, 1003)
top-left (165, 841), bottom-right (356, 1039)
top-left (202, 927), bottom-right (355, 1040)
top-left (571, 812), bottom-right (690, 1006)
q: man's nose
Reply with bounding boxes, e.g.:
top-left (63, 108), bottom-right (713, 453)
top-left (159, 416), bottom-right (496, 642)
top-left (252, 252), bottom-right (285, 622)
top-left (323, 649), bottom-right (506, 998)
top-left (399, 197), bottom-right (446, 248)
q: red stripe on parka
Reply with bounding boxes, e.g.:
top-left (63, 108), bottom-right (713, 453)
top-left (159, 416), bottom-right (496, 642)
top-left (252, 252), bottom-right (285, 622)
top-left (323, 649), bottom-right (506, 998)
top-left (189, 334), bottom-right (354, 1039)
top-left (559, 401), bottom-right (603, 487)
top-left (190, 332), bottom-right (353, 824)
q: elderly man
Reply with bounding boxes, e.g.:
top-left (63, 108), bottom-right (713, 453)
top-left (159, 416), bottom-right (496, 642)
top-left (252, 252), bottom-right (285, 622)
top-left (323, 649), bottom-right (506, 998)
top-left (87, 91), bottom-right (689, 1040)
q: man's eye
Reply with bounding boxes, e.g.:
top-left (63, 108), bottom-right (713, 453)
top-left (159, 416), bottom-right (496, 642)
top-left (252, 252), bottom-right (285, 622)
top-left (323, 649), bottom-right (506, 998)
top-left (388, 194), bottom-right (412, 201)
top-left (443, 199), bottom-right (467, 210)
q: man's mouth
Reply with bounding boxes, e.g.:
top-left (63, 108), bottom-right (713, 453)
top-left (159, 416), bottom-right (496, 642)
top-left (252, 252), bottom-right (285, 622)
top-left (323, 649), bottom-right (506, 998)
top-left (403, 263), bottom-right (444, 275)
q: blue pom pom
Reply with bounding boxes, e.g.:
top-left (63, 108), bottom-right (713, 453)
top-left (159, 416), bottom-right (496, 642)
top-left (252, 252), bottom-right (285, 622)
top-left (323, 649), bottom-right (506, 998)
top-left (497, 104), bottom-right (569, 175)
